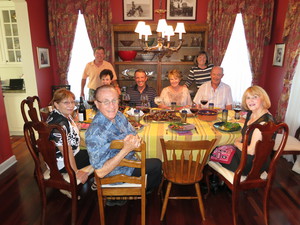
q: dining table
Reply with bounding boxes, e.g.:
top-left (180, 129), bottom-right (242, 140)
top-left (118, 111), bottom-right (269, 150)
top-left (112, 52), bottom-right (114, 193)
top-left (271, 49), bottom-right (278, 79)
top-left (80, 109), bottom-right (243, 160)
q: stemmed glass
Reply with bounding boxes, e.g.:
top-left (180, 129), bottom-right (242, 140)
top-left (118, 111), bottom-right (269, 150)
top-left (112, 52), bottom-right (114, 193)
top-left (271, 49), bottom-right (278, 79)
top-left (200, 95), bottom-right (208, 108)
top-left (190, 102), bottom-right (199, 116)
top-left (140, 94), bottom-right (150, 114)
top-left (122, 93), bottom-right (130, 106)
top-left (154, 96), bottom-right (162, 106)
top-left (233, 102), bottom-right (242, 120)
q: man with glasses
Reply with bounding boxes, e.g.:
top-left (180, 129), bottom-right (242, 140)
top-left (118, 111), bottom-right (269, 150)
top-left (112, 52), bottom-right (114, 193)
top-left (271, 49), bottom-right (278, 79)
top-left (85, 85), bottom-right (162, 206)
top-left (193, 66), bottom-right (233, 109)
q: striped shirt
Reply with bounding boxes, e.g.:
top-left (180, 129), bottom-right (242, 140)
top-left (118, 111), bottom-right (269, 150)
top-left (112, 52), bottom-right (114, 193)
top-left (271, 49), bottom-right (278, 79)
top-left (127, 84), bottom-right (157, 107)
top-left (193, 81), bottom-right (233, 109)
top-left (185, 64), bottom-right (214, 88)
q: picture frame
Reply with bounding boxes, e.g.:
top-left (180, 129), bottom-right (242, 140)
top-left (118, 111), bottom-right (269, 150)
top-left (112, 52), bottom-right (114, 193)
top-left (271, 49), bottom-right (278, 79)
top-left (272, 43), bottom-right (285, 67)
top-left (166, 0), bottom-right (197, 20)
top-left (37, 47), bottom-right (50, 68)
top-left (123, 0), bottom-right (153, 21)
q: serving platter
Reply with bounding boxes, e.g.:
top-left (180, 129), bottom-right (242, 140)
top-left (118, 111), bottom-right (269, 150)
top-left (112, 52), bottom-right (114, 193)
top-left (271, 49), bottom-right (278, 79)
top-left (168, 123), bottom-right (195, 131)
top-left (213, 122), bottom-right (241, 132)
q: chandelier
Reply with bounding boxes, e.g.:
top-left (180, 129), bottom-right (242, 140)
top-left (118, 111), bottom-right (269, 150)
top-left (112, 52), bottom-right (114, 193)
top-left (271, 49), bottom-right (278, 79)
top-left (134, 9), bottom-right (186, 61)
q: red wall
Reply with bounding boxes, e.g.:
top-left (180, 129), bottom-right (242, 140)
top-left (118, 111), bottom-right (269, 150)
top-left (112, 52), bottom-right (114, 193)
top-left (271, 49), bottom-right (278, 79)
top-left (111, 0), bottom-right (209, 24)
top-left (0, 86), bottom-right (13, 163)
top-left (26, 0), bottom-right (58, 107)
top-left (260, 0), bottom-right (289, 116)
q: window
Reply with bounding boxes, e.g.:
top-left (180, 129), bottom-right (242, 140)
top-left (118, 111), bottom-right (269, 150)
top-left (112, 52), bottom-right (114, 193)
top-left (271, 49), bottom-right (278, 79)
top-left (68, 13), bottom-right (94, 99)
top-left (221, 13), bottom-right (252, 102)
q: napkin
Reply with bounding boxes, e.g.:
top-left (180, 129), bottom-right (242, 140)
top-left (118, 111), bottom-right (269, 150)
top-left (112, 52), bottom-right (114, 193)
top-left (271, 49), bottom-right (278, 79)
top-left (179, 108), bottom-right (192, 114)
top-left (80, 123), bottom-right (90, 130)
top-left (126, 108), bottom-right (145, 117)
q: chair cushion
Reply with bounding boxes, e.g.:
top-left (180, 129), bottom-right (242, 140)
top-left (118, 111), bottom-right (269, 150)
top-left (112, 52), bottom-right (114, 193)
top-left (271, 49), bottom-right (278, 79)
top-left (208, 161), bottom-right (267, 184)
top-left (274, 134), bottom-right (300, 151)
top-left (101, 174), bottom-right (147, 188)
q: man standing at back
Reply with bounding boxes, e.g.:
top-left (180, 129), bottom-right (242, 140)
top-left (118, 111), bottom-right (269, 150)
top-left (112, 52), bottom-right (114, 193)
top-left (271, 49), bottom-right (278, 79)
top-left (193, 66), bottom-right (233, 109)
top-left (81, 46), bottom-right (119, 99)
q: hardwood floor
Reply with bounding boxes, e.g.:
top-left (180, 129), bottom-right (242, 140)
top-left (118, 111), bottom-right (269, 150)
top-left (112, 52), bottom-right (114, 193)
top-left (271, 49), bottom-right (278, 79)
top-left (0, 136), bottom-right (299, 225)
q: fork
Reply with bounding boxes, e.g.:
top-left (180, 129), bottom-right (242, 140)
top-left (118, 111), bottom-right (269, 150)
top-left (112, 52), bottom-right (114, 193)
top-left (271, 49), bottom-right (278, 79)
top-left (165, 128), bottom-right (168, 135)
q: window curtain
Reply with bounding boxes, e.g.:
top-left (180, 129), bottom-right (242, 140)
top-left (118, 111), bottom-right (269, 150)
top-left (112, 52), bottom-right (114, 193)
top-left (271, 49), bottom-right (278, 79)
top-left (82, 0), bottom-right (112, 61)
top-left (276, 0), bottom-right (300, 122)
top-left (207, 0), bottom-right (274, 84)
top-left (48, 0), bottom-right (80, 84)
top-left (48, 0), bottom-right (112, 84)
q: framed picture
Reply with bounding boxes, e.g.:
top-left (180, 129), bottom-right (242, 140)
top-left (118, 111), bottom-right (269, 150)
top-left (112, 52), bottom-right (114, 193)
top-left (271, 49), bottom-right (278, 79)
top-left (166, 0), bottom-right (197, 20)
top-left (123, 0), bottom-right (153, 21)
top-left (272, 43), bottom-right (285, 67)
top-left (37, 47), bottom-right (50, 68)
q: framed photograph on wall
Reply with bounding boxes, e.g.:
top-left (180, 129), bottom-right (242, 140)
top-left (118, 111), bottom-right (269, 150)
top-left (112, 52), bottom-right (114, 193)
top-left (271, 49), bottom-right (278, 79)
top-left (123, 0), bottom-right (153, 21)
top-left (37, 47), bottom-right (50, 68)
top-left (272, 43), bottom-right (285, 67)
top-left (166, 0), bottom-right (197, 20)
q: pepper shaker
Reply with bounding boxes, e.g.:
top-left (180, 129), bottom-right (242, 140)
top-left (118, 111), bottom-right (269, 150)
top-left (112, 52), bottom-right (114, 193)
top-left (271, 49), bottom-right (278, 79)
top-left (222, 109), bottom-right (228, 123)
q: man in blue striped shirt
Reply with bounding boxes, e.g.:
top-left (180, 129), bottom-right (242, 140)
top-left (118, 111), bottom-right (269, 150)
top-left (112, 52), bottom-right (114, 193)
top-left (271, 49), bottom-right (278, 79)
top-left (126, 69), bottom-right (157, 107)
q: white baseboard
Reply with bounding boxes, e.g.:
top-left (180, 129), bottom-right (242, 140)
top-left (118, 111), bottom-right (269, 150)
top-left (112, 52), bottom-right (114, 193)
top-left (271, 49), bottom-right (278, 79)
top-left (0, 155), bottom-right (17, 175)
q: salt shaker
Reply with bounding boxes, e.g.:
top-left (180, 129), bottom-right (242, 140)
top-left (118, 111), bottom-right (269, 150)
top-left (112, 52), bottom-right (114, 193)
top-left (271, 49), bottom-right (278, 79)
top-left (134, 109), bottom-right (140, 122)
top-left (181, 110), bottom-right (187, 123)
top-left (208, 103), bottom-right (214, 109)
top-left (222, 109), bottom-right (228, 123)
top-left (171, 102), bottom-right (176, 110)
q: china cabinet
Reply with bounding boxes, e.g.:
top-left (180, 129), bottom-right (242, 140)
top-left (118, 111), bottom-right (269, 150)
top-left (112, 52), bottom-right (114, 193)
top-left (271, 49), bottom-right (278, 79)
top-left (112, 23), bottom-right (208, 96)
top-left (0, 2), bottom-right (21, 64)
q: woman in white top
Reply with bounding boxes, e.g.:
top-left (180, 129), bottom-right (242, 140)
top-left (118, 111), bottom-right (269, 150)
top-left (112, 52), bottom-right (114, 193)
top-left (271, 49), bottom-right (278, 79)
top-left (159, 69), bottom-right (192, 110)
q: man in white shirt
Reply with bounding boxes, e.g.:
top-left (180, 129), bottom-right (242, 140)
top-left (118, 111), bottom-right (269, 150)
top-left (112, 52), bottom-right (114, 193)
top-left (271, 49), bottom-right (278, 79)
top-left (193, 66), bottom-right (233, 109)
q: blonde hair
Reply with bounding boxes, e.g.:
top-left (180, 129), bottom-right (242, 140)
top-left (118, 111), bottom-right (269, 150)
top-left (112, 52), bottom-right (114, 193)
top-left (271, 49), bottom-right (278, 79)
top-left (50, 88), bottom-right (75, 107)
top-left (242, 85), bottom-right (271, 110)
top-left (168, 69), bottom-right (182, 80)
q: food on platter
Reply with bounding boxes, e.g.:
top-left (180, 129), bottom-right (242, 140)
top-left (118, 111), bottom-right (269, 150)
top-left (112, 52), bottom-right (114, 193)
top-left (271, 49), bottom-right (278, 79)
top-left (143, 111), bottom-right (181, 122)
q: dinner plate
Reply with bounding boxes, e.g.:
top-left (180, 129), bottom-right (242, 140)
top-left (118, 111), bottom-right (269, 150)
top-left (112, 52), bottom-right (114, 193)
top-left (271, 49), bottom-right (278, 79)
top-left (168, 123), bottom-right (195, 131)
top-left (213, 122), bottom-right (241, 132)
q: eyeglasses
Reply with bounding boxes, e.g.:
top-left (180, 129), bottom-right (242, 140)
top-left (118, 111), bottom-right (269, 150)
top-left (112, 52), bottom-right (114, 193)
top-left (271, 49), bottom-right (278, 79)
top-left (96, 99), bottom-right (119, 106)
top-left (60, 101), bottom-right (76, 105)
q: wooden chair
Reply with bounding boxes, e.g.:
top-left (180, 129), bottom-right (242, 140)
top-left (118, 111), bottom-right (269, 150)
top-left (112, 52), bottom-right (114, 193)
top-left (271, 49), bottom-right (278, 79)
top-left (159, 138), bottom-right (217, 221)
top-left (207, 122), bottom-right (289, 225)
top-left (94, 140), bottom-right (146, 225)
top-left (21, 96), bottom-right (44, 122)
top-left (23, 121), bottom-right (93, 225)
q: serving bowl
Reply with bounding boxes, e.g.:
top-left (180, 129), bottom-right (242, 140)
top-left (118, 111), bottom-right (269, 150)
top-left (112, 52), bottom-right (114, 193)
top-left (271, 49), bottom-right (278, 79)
top-left (197, 109), bottom-right (218, 121)
top-left (120, 40), bottom-right (134, 47)
top-left (141, 52), bottom-right (155, 61)
top-left (118, 51), bottom-right (137, 61)
top-left (183, 55), bottom-right (195, 61)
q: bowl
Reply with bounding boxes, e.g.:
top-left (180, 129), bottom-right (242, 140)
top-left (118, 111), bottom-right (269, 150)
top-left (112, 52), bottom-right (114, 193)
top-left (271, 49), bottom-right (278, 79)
top-left (197, 109), bottom-right (218, 121)
top-left (141, 52), bottom-right (155, 61)
top-left (183, 55), bottom-right (195, 61)
top-left (118, 51), bottom-right (137, 61)
top-left (120, 40), bottom-right (134, 47)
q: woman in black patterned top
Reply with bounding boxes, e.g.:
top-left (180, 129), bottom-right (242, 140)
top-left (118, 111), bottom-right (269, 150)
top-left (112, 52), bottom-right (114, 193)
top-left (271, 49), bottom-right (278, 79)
top-left (220, 86), bottom-right (274, 175)
top-left (185, 51), bottom-right (214, 89)
top-left (47, 89), bottom-right (90, 184)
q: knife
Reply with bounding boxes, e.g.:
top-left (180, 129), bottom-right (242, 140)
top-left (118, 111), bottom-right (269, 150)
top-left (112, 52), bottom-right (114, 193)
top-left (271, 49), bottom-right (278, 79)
top-left (194, 127), bottom-right (199, 134)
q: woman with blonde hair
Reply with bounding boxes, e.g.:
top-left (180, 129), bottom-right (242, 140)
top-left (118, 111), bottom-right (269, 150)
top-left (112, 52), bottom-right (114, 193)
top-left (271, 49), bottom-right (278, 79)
top-left (159, 69), bottom-right (192, 110)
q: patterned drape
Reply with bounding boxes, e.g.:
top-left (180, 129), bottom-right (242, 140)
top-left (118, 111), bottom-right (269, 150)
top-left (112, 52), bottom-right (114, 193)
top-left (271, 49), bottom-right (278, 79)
top-left (82, 0), bottom-right (112, 61)
top-left (207, 0), bottom-right (236, 66)
top-left (276, 0), bottom-right (300, 122)
top-left (207, 0), bottom-right (274, 84)
top-left (48, 0), bottom-right (112, 84)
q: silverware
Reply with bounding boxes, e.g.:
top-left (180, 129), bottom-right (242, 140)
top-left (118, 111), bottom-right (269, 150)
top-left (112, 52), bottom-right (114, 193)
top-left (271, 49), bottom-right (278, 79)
top-left (194, 127), bottom-right (199, 134)
top-left (165, 128), bottom-right (168, 135)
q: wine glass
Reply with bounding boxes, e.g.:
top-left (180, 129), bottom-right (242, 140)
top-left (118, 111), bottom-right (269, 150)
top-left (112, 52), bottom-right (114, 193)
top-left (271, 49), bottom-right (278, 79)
top-left (154, 96), bottom-right (162, 106)
top-left (87, 95), bottom-right (94, 109)
top-left (122, 93), bottom-right (130, 106)
top-left (140, 94), bottom-right (149, 106)
top-left (233, 102), bottom-right (242, 120)
top-left (200, 95), bottom-right (208, 108)
top-left (190, 102), bottom-right (199, 115)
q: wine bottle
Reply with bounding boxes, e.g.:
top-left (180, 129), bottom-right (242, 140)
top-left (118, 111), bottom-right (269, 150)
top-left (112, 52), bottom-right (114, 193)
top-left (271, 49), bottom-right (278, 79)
top-left (78, 97), bottom-right (86, 122)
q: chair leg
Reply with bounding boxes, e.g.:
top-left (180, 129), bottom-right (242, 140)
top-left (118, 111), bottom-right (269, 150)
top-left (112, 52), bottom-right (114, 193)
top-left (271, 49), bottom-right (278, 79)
top-left (157, 176), bottom-right (165, 196)
top-left (71, 189), bottom-right (78, 225)
top-left (98, 195), bottom-right (106, 225)
top-left (204, 166), bottom-right (212, 199)
top-left (195, 182), bottom-right (206, 221)
top-left (141, 189), bottom-right (146, 225)
top-left (38, 182), bottom-right (47, 225)
top-left (160, 181), bottom-right (172, 221)
top-left (232, 189), bottom-right (239, 225)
